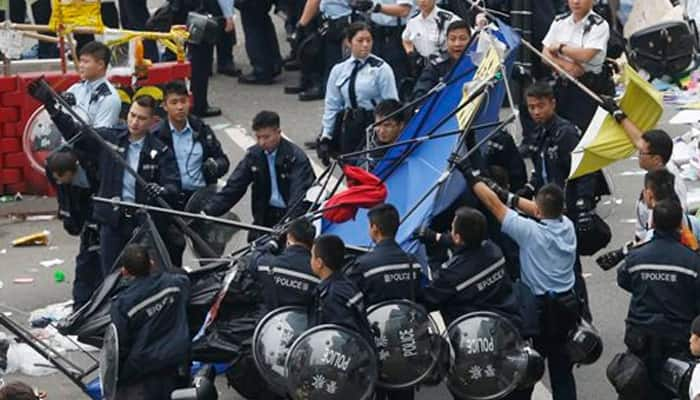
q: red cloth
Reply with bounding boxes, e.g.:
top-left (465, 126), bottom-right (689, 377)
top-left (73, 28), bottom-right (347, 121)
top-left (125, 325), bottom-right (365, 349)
top-left (323, 165), bottom-right (388, 223)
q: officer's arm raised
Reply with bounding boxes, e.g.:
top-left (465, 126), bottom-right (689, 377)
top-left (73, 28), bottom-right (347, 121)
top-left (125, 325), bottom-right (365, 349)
top-left (472, 181), bottom-right (508, 223)
top-left (298, 0), bottom-right (320, 26)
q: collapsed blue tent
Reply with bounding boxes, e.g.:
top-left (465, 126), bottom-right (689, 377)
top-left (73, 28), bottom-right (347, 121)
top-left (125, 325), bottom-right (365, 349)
top-left (322, 21), bottom-right (520, 264)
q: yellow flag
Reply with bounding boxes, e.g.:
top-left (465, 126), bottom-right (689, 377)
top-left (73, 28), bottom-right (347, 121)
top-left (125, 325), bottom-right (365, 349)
top-left (568, 65), bottom-right (664, 179)
top-left (48, 0), bottom-right (104, 33)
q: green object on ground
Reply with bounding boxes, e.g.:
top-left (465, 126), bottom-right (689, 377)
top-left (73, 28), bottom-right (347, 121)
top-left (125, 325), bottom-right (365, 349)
top-left (54, 270), bottom-right (65, 283)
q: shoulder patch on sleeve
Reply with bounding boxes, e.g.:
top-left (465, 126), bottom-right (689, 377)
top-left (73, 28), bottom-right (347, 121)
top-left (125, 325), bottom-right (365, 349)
top-left (367, 56), bottom-right (384, 68)
top-left (554, 12), bottom-right (571, 22)
top-left (588, 13), bottom-right (604, 25)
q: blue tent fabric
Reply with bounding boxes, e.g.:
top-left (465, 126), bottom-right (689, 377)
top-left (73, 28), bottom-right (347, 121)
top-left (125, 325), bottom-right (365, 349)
top-left (322, 21), bottom-right (520, 265)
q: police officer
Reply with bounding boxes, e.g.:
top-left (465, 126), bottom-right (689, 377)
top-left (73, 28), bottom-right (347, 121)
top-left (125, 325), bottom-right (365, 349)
top-left (317, 22), bottom-right (398, 163)
top-left (29, 85), bottom-right (181, 277)
top-left (110, 244), bottom-right (190, 399)
top-left (117, 0), bottom-right (159, 62)
top-left (411, 19), bottom-right (470, 100)
top-left (401, 0), bottom-right (460, 71)
top-left (365, 99), bottom-right (407, 170)
top-left (467, 166), bottom-right (579, 400)
top-left (351, 0), bottom-right (413, 88)
top-left (174, 0), bottom-right (234, 117)
top-left (484, 130), bottom-right (527, 193)
top-left (542, 0), bottom-right (613, 131)
top-left (251, 219), bottom-right (319, 311)
top-left (65, 41), bottom-right (121, 129)
top-left (296, 0), bottom-right (360, 100)
top-left (308, 235), bottom-right (374, 343)
top-left (45, 150), bottom-right (101, 310)
top-left (602, 99), bottom-right (687, 242)
top-left (617, 199), bottom-right (700, 400)
top-left (237, 0), bottom-right (283, 84)
top-left (153, 80), bottom-right (230, 266)
top-left (203, 111), bottom-right (315, 241)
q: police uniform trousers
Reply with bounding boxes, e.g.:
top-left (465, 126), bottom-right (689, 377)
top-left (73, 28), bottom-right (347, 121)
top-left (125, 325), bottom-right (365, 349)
top-left (30, 0), bottom-right (59, 58)
top-left (554, 70), bottom-right (614, 132)
top-left (163, 190), bottom-right (196, 268)
top-left (115, 368), bottom-right (179, 400)
top-left (216, 29), bottom-right (236, 69)
top-left (531, 292), bottom-right (579, 400)
top-left (99, 211), bottom-right (143, 277)
top-left (73, 226), bottom-right (102, 310)
top-left (371, 25), bottom-right (409, 91)
top-left (238, 0), bottom-right (283, 79)
top-left (248, 206), bottom-right (287, 243)
top-left (190, 40), bottom-right (216, 115)
top-left (624, 325), bottom-right (689, 400)
top-left (323, 16), bottom-right (352, 84)
top-left (298, 18), bottom-right (325, 91)
top-left (117, 0), bottom-right (159, 62)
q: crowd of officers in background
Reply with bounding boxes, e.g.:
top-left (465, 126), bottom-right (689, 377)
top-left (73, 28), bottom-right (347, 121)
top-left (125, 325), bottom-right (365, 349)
top-left (18, 0), bottom-right (700, 399)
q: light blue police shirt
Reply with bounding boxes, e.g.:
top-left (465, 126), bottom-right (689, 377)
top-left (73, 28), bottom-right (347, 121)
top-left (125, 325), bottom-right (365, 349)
top-left (121, 137), bottom-right (144, 202)
top-left (321, 54), bottom-right (398, 137)
top-left (66, 77), bottom-right (121, 128)
top-left (501, 208), bottom-right (576, 295)
top-left (265, 150), bottom-right (286, 208)
top-left (370, 0), bottom-right (414, 27)
top-left (170, 121), bottom-right (205, 191)
top-left (320, 0), bottom-right (352, 19)
top-left (218, 0), bottom-right (234, 17)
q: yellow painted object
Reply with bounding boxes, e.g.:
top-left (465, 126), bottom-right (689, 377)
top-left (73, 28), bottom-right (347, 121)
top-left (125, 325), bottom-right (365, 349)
top-left (569, 65), bottom-right (664, 179)
top-left (133, 86), bottom-right (163, 101)
top-left (12, 230), bottom-right (50, 247)
top-left (48, 0), bottom-right (104, 33)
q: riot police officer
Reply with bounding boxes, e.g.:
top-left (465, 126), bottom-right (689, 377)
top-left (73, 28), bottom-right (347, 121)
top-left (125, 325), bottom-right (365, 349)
top-left (29, 84), bottom-right (181, 277)
top-left (411, 19), bottom-right (470, 100)
top-left (617, 199), bottom-right (700, 400)
top-left (542, 0), bottom-right (613, 131)
top-left (317, 22), bottom-right (398, 163)
top-left (110, 244), bottom-right (190, 399)
top-left (347, 203), bottom-right (420, 400)
top-left (203, 111), bottom-right (316, 241)
top-left (353, 0), bottom-right (413, 88)
top-left (309, 235), bottom-right (374, 343)
top-left (153, 80), bottom-right (230, 267)
top-left (467, 168), bottom-right (579, 400)
top-left (45, 150), bottom-right (101, 310)
top-left (251, 219), bottom-right (319, 311)
top-left (65, 41), bottom-right (121, 129)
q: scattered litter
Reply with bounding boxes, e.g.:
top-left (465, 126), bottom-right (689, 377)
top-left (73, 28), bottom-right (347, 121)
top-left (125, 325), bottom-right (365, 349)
top-left (0, 249), bottom-right (6, 254)
top-left (25, 215), bottom-right (55, 222)
top-left (5, 342), bottom-right (55, 376)
top-left (48, 246), bottom-right (58, 251)
top-left (11, 230), bottom-right (50, 247)
top-left (2, 312), bottom-right (11, 317)
top-left (29, 301), bottom-right (73, 328)
top-left (12, 278), bottom-right (34, 284)
top-left (53, 270), bottom-right (65, 283)
top-left (620, 219), bottom-right (637, 224)
top-left (39, 259), bottom-right (64, 268)
top-left (0, 281), bottom-right (3, 289)
top-left (618, 170), bottom-right (645, 176)
top-left (582, 273), bottom-right (593, 279)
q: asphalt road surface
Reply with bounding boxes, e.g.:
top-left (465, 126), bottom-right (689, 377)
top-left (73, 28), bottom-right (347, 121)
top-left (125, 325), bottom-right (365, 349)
top-left (0, 5), bottom-right (696, 399)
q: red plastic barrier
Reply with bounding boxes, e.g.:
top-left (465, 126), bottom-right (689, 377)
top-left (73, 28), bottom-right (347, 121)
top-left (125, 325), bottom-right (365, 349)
top-left (0, 61), bottom-right (191, 196)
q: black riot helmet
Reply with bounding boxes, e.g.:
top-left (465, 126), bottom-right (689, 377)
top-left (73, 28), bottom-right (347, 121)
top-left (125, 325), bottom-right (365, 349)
top-left (566, 318), bottom-right (603, 365)
top-left (366, 300), bottom-right (442, 389)
top-left (285, 324), bottom-right (378, 400)
top-left (659, 358), bottom-right (695, 399)
top-left (252, 306), bottom-right (309, 396)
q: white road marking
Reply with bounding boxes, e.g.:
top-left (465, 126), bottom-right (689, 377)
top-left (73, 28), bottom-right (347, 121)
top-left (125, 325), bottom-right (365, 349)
top-left (619, 170), bottom-right (646, 176)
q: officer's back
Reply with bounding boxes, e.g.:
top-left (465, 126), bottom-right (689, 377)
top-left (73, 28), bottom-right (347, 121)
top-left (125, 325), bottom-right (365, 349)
top-left (109, 244), bottom-right (190, 395)
top-left (251, 220), bottom-right (319, 311)
top-left (349, 204), bottom-right (422, 306)
top-left (422, 207), bottom-right (521, 327)
top-left (618, 199), bottom-right (700, 341)
top-left (309, 235), bottom-right (373, 344)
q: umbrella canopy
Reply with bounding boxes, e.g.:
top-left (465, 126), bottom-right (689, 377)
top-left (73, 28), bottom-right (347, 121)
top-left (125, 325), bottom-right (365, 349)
top-left (323, 165), bottom-right (388, 223)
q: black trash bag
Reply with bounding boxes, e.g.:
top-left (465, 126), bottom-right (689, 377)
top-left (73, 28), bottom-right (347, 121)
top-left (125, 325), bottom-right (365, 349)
top-left (191, 256), bottom-right (265, 362)
top-left (57, 214), bottom-right (177, 347)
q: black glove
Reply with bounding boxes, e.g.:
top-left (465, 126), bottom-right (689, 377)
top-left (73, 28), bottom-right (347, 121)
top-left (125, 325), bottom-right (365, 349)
top-left (60, 92), bottom-right (77, 107)
top-left (480, 177), bottom-right (518, 207)
top-left (290, 23), bottom-right (308, 50)
top-left (203, 157), bottom-right (219, 178)
top-left (449, 153), bottom-right (480, 186)
top-left (595, 242), bottom-right (631, 271)
top-left (350, 0), bottom-right (375, 12)
top-left (316, 136), bottom-right (332, 167)
top-left (412, 226), bottom-right (437, 244)
top-left (516, 183), bottom-right (535, 200)
top-left (27, 78), bottom-right (57, 114)
top-left (144, 183), bottom-right (165, 200)
top-left (600, 96), bottom-right (626, 123)
top-left (408, 51), bottom-right (425, 70)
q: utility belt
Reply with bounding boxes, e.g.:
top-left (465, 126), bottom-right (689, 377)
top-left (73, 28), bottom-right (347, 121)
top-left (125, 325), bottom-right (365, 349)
top-left (331, 108), bottom-right (375, 156)
top-left (322, 14), bottom-right (354, 42)
top-left (176, 190), bottom-right (197, 210)
top-left (557, 65), bottom-right (615, 96)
